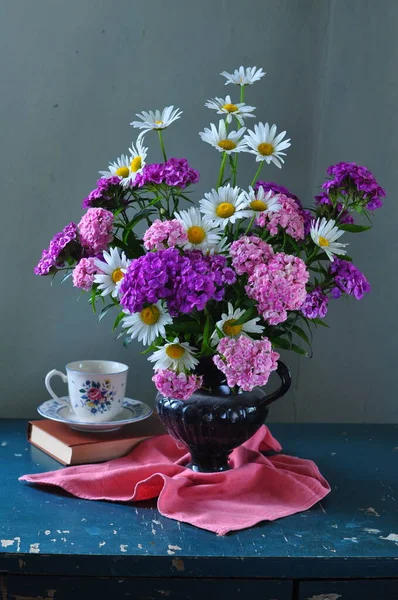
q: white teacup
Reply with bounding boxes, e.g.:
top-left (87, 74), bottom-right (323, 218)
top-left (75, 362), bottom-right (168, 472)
top-left (45, 360), bottom-right (129, 423)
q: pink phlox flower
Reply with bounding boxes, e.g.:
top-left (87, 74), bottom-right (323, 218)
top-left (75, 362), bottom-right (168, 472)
top-left (143, 219), bottom-right (188, 251)
top-left (213, 336), bottom-right (279, 391)
top-left (152, 370), bottom-right (203, 401)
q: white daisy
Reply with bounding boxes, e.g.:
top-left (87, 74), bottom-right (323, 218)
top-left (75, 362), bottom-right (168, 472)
top-left (94, 247), bottom-right (130, 298)
top-left (310, 218), bottom-right (348, 262)
top-left (130, 105), bottom-right (183, 135)
top-left (122, 302), bottom-right (172, 346)
top-left (128, 138), bottom-right (148, 183)
top-left (99, 154), bottom-right (132, 187)
top-left (200, 184), bottom-right (251, 227)
top-left (220, 66), bottom-right (266, 86)
top-left (174, 207), bottom-right (222, 251)
top-left (199, 120), bottom-right (247, 154)
top-left (148, 338), bottom-right (199, 372)
top-left (211, 303), bottom-right (264, 345)
top-left (243, 186), bottom-right (282, 216)
top-left (204, 95), bottom-right (256, 126)
top-left (244, 123), bottom-right (291, 168)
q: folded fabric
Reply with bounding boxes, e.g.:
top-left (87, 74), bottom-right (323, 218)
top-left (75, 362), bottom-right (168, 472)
top-left (20, 425), bottom-right (330, 535)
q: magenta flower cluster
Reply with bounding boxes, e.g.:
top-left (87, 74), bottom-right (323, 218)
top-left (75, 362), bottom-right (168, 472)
top-left (213, 336), bottom-right (279, 391)
top-left (143, 219), bottom-right (188, 251)
top-left (323, 162), bottom-right (386, 211)
top-left (301, 287), bottom-right (329, 319)
top-left (230, 236), bottom-right (274, 276)
top-left (34, 222), bottom-right (78, 275)
top-left (82, 176), bottom-right (122, 209)
top-left (329, 258), bottom-right (371, 300)
top-left (246, 252), bottom-right (309, 325)
top-left (120, 248), bottom-right (236, 317)
top-left (152, 370), bottom-right (203, 401)
top-left (256, 194), bottom-right (305, 241)
top-left (78, 208), bottom-right (114, 254)
top-left (135, 157), bottom-right (200, 189)
top-left (72, 257), bottom-right (99, 291)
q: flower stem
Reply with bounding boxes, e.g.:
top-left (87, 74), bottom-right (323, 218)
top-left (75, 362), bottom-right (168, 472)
top-left (216, 152), bottom-right (228, 188)
top-left (157, 130), bottom-right (167, 162)
top-left (232, 88), bottom-right (245, 187)
top-left (240, 85), bottom-right (245, 103)
top-left (244, 214), bottom-right (256, 235)
top-left (250, 161), bottom-right (264, 187)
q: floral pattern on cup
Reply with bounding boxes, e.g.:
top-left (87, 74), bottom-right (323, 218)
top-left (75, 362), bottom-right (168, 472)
top-left (79, 380), bottom-right (116, 415)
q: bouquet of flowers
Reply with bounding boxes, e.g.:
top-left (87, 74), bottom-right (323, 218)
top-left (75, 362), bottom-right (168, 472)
top-left (35, 66), bottom-right (385, 401)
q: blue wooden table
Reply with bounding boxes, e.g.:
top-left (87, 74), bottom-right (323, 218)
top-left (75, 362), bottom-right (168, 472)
top-left (1, 421), bottom-right (397, 599)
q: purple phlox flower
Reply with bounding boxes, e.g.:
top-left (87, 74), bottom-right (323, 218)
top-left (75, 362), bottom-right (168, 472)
top-left (329, 258), bottom-right (371, 300)
top-left (120, 248), bottom-right (236, 316)
top-left (135, 158), bottom-right (200, 189)
top-left (301, 287), bottom-right (329, 319)
top-left (322, 162), bottom-right (385, 210)
top-left (34, 222), bottom-right (79, 275)
top-left (82, 176), bottom-right (123, 209)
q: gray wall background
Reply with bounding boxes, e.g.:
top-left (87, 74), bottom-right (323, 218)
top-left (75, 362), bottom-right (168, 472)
top-left (0, 0), bottom-right (396, 421)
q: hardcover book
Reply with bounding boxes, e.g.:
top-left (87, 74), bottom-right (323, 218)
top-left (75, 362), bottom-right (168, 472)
top-left (27, 414), bottom-right (165, 465)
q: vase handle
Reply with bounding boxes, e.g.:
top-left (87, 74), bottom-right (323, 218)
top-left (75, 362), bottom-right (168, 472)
top-left (261, 360), bottom-right (291, 407)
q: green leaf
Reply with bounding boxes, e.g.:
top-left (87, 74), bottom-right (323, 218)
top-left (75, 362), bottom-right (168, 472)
top-left (272, 337), bottom-right (291, 350)
top-left (167, 321), bottom-right (203, 334)
top-left (312, 317), bottom-right (330, 328)
top-left (215, 324), bottom-right (225, 340)
top-left (112, 311), bottom-right (125, 332)
top-left (90, 287), bottom-right (97, 314)
top-left (338, 224), bottom-right (372, 233)
top-left (98, 304), bottom-right (114, 323)
top-left (201, 313), bottom-right (211, 353)
top-left (308, 252), bottom-right (330, 264)
top-left (60, 271), bottom-right (73, 284)
top-left (290, 343), bottom-right (308, 356)
top-left (291, 325), bottom-right (311, 346)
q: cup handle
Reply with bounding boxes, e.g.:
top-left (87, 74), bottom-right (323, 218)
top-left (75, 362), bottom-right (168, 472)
top-left (45, 369), bottom-right (68, 402)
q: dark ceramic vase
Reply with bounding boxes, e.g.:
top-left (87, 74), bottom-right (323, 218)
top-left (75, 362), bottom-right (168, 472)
top-left (156, 357), bottom-right (291, 473)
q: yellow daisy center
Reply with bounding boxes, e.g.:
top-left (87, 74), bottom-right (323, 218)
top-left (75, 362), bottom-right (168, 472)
top-left (187, 226), bottom-right (206, 244)
top-left (166, 344), bottom-right (185, 359)
top-left (216, 202), bottom-right (236, 218)
top-left (318, 236), bottom-right (330, 247)
top-left (218, 139), bottom-right (237, 151)
top-left (140, 305), bottom-right (160, 326)
top-left (257, 142), bottom-right (274, 156)
top-left (130, 156), bottom-right (142, 172)
top-left (223, 319), bottom-right (243, 337)
top-left (111, 268), bottom-right (124, 284)
top-left (250, 200), bottom-right (268, 211)
top-left (222, 103), bottom-right (238, 113)
top-left (154, 120), bottom-right (163, 125)
top-left (115, 166), bottom-right (130, 178)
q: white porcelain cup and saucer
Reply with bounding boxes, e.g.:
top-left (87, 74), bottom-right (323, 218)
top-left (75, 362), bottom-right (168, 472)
top-left (39, 360), bottom-right (152, 432)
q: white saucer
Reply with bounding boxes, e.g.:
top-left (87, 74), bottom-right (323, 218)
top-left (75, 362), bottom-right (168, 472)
top-left (37, 396), bottom-right (153, 432)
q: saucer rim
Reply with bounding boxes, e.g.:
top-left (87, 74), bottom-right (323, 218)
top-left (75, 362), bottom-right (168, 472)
top-left (37, 396), bottom-right (153, 427)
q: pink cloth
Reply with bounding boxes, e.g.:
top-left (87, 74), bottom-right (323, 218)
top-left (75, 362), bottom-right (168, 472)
top-left (20, 426), bottom-right (330, 535)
